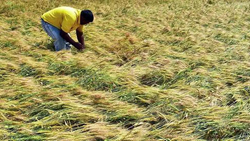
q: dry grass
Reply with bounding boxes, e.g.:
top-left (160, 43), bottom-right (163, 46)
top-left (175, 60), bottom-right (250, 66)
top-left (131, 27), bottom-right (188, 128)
top-left (0, 0), bottom-right (250, 140)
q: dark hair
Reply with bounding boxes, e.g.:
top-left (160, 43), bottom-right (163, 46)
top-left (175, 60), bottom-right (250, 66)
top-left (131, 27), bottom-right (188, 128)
top-left (81, 10), bottom-right (94, 22)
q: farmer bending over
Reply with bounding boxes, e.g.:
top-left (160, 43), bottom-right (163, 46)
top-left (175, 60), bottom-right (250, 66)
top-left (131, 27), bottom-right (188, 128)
top-left (41, 6), bottom-right (94, 51)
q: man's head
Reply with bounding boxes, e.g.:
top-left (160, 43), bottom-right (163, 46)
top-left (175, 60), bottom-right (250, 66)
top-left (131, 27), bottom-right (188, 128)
top-left (80, 10), bottom-right (94, 25)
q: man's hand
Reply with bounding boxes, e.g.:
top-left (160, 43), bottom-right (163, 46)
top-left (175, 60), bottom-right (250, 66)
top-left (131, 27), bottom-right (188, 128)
top-left (76, 30), bottom-right (85, 51)
top-left (74, 42), bottom-right (85, 50)
top-left (60, 30), bottom-right (84, 51)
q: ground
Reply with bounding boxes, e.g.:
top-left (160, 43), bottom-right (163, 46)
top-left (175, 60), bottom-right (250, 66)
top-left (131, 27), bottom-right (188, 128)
top-left (0, 0), bottom-right (250, 140)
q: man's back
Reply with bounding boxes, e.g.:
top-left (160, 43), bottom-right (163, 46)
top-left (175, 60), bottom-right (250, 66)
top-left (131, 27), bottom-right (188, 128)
top-left (41, 6), bottom-right (83, 33)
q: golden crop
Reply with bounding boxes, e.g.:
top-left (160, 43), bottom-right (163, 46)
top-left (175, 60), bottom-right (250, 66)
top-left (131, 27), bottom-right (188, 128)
top-left (0, 0), bottom-right (249, 140)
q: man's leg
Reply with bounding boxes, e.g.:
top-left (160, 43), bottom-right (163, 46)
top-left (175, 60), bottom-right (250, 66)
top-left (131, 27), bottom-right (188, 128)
top-left (65, 42), bottom-right (71, 50)
top-left (41, 19), bottom-right (71, 51)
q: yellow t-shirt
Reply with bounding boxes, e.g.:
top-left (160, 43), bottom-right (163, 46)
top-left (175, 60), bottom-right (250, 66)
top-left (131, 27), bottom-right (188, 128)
top-left (41, 6), bottom-right (83, 33)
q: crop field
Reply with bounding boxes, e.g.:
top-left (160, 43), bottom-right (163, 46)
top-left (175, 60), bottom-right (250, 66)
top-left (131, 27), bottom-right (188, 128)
top-left (0, 0), bottom-right (250, 140)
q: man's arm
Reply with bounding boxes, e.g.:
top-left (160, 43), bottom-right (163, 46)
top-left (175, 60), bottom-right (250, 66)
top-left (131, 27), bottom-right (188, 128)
top-left (76, 30), bottom-right (85, 49)
top-left (60, 29), bottom-right (83, 50)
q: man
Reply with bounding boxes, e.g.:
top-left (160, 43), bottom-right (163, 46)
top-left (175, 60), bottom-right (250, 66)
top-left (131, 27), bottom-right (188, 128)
top-left (41, 6), bottom-right (94, 51)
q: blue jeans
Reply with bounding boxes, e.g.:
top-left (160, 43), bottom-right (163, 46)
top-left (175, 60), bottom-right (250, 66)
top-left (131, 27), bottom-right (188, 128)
top-left (41, 19), bottom-right (71, 51)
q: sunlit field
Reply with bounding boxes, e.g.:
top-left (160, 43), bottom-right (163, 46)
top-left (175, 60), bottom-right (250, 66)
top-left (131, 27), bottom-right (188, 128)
top-left (0, 0), bottom-right (250, 140)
